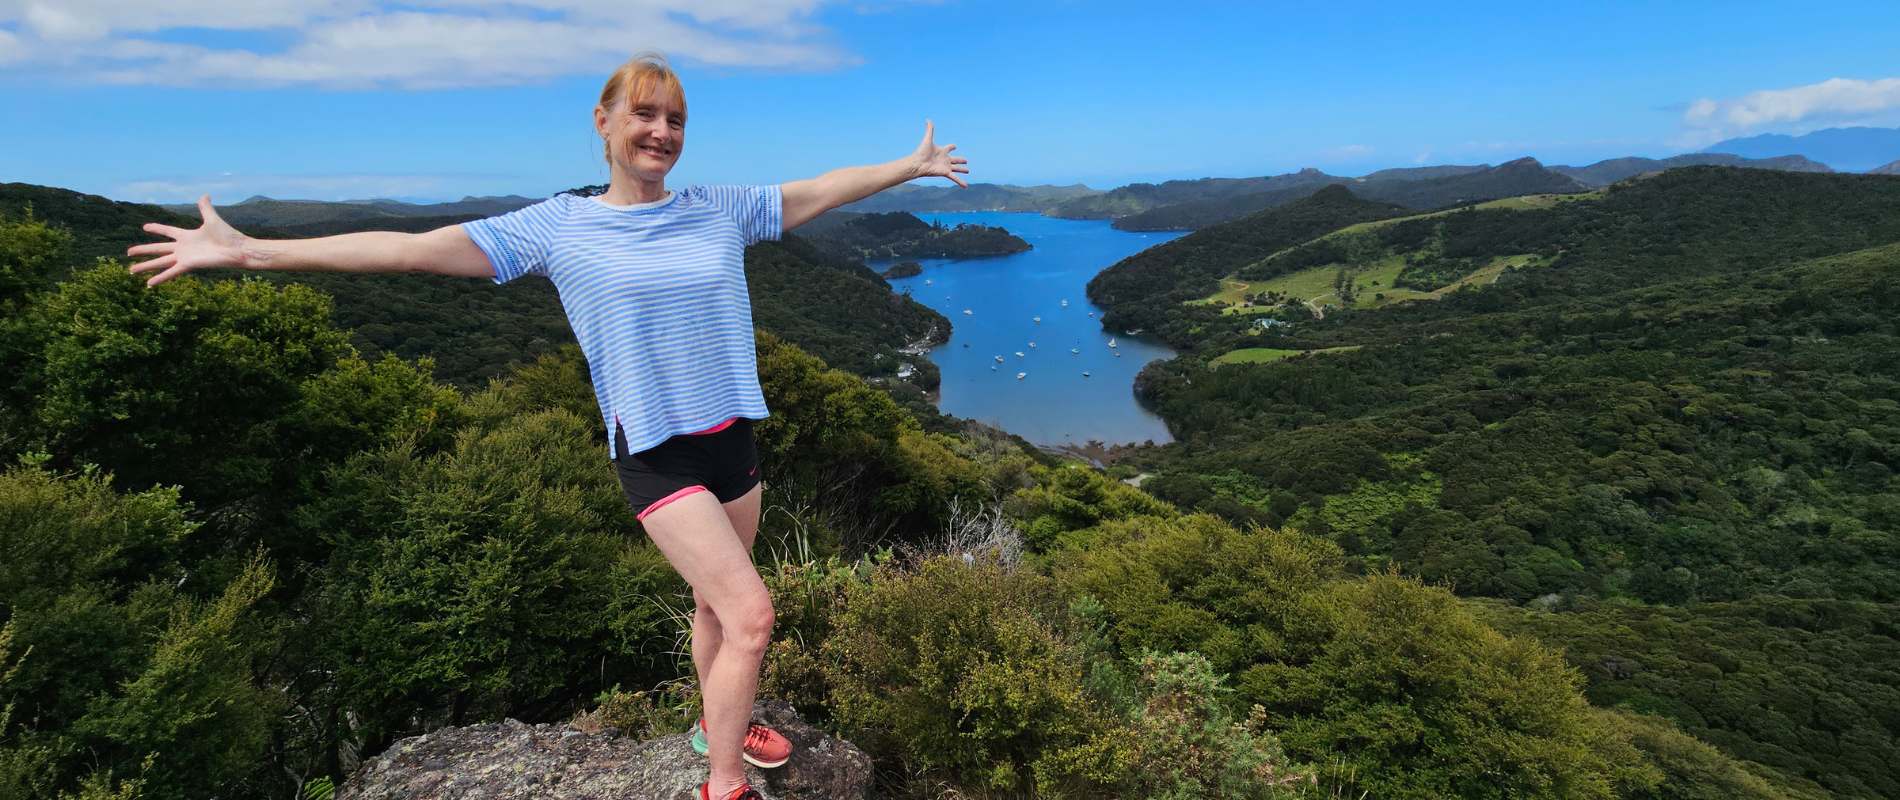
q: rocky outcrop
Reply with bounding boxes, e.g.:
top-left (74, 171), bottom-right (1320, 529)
top-left (339, 700), bottom-right (872, 800)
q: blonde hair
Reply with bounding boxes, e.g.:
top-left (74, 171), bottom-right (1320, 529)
top-left (598, 52), bottom-right (687, 165)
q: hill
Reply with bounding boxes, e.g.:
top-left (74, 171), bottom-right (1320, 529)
top-left (797, 210), bottom-right (1031, 260)
top-left (1872, 158), bottom-right (1900, 175)
top-left (1703, 125), bottom-right (1900, 172)
top-left (1086, 185), bottom-right (1408, 341)
top-left (839, 182), bottom-right (1099, 213)
top-left (1, 182), bottom-right (208, 266)
top-left (1046, 168), bottom-right (1342, 220)
top-left (1551, 153), bottom-right (1832, 186)
top-left (162, 194), bottom-right (538, 228)
top-left (1111, 160), bottom-right (1588, 231)
top-left (1114, 168), bottom-right (1900, 796)
top-left (1109, 180), bottom-right (1341, 231)
top-left (1358, 164), bottom-right (1490, 182)
top-left (1350, 157), bottom-right (1587, 209)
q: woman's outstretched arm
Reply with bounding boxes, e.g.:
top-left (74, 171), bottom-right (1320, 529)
top-left (780, 120), bottom-right (969, 232)
top-left (127, 195), bottom-right (495, 287)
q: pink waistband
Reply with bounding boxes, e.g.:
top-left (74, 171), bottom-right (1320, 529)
top-left (687, 416), bottom-right (738, 436)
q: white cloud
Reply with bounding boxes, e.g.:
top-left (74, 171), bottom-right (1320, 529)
top-left (1683, 77), bottom-right (1900, 132)
top-left (0, 0), bottom-right (886, 87)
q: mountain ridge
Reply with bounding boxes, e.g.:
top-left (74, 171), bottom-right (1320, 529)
top-left (1703, 125), bottom-right (1900, 172)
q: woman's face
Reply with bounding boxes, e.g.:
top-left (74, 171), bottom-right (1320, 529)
top-left (598, 89), bottom-right (685, 182)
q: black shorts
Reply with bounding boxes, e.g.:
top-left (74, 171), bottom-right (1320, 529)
top-left (614, 418), bottom-right (762, 521)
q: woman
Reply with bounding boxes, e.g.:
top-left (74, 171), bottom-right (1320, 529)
top-left (127, 52), bottom-right (968, 800)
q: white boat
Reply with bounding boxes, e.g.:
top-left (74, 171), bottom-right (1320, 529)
top-left (1114, 352), bottom-right (1122, 357)
top-left (1082, 371), bottom-right (1091, 377)
top-left (1070, 347), bottom-right (1079, 354)
top-left (990, 365), bottom-right (997, 370)
top-left (1015, 351), bottom-right (1025, 358)
top-left (1032, 316), bottom-right (1041, 324)
top-left (993, 355), bottom-right (1005, 362)
top-left (1028, 341), bottom-right (1037, 348)
top-left (962, 309), bottom-right (973, 315)
top-left (1016, 372), bottom-right (1027, 380)
top-left (1087, 311), bottom-right (1095, 318)
top-left (1060, 299), bottom-right (1070, 307)
top-left (1107, 338), bottom-right (1117, 348)
top-left (924, 279), bottom-right (932, 285)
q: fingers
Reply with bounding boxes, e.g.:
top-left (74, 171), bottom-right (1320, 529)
top-left (127, 241), bottom-right (175, 257)
top-left (148, 263), bottom-right (191, 287)
top-left (142, 222), bottom-right (187, 240)
top-left (197, 194), bottom-right (222, 224)
top-left (949, 174), bottom-right (970, 188)
top-left (129, 254), bottom-right (176, 276)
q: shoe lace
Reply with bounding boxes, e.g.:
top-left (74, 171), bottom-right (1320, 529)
top-left (743, 724), bottom-right (771, 751)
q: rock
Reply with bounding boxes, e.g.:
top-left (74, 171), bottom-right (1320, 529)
top-left (339, 702), bottom-right (871, 800)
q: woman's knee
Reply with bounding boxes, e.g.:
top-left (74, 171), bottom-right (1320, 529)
top-left (720, 595), bottom-right (774, 654)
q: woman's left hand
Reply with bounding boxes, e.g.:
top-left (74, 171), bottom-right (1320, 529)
top-left (912, 120), bottom-right (970, 187)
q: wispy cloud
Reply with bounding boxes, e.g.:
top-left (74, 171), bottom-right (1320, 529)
top-left (1681, 77), bottom-right (1900, 136)
top-left (0, 1), bottom-right (886, 88)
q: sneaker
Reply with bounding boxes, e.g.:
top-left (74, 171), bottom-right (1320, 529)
top-left (698, 782), bottom-right (764, 800)
top-left (690, 718), bottom-right (793, 768)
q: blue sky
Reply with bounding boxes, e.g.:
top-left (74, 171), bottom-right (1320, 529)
top-left (3, 0), bottom-right (1898, 203)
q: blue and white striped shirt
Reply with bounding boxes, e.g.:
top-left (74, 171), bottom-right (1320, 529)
top-left (462, 185), bottom-right (782, 459)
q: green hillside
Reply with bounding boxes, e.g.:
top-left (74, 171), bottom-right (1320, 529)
top-left (1115, 168), bottom-right (1900, 797)
top-left (798, 209), bottom-right (1031, 260)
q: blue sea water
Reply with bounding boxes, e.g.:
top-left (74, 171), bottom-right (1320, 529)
top-left (880, 212), bottom-right (1187, 448)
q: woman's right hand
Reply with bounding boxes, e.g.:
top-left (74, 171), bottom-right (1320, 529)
top-left (126, 195), bottom-right (250, 287)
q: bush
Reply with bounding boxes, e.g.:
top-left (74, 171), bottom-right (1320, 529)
top-left (1123, 651), bottom-right (1308, 800)
top-left (821, 557), bottom-right (1123, 796)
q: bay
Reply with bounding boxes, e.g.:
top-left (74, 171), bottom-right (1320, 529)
top-left (880, 211), bottom-right (1187, 448)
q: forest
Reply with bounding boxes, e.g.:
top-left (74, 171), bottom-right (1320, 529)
top-left (1115, 167), bottom-right (1900, 798)
top-left (0, 167), bottom-right (1894, 799)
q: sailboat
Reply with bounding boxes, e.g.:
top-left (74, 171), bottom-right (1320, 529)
top-left (1107, 338), bottom-right (1117, 348)
top-left (1060, 299), bottom-right (1070, 307)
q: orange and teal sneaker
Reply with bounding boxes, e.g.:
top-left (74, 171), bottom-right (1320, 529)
top-left (690, 718), bottom-right (793, 768)
top-left (699, 782), bottom-right (764, 800)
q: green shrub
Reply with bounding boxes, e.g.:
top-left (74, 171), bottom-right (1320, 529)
top-left (0, 463), bottom-right (280, 799)
top-left (1123, 651), bottom-right (1308, 800)
top-left (1248, 574), bottom-right (1657, 800)
top-left (821, 557), bottom-right (1124, 796)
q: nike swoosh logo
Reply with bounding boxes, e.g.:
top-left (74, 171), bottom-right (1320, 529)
top-left (748, 466), bottom-right (757, 475)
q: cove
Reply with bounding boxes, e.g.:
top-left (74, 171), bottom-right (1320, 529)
top-left (880, 211), bottom-right (1187, 449)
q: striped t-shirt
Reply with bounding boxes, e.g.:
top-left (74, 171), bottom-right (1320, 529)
top-left (461, 185), bottom-right (782, 459)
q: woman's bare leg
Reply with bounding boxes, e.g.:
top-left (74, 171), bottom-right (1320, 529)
top-left (690, 484), bottom-right (764, 703)
top-left (641, 486), bottom-right (771, 795)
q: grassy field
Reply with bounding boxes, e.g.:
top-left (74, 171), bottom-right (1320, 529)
top-left (1327, 190), bottom-right (1600, 238)
top-left (1211, 345), bottom-right (1363, 366)
top-left (1208, 253), bottom-right (1543, 316)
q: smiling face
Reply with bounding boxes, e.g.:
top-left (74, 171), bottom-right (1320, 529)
top-left (597, 89), bottom-right (685, 183)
